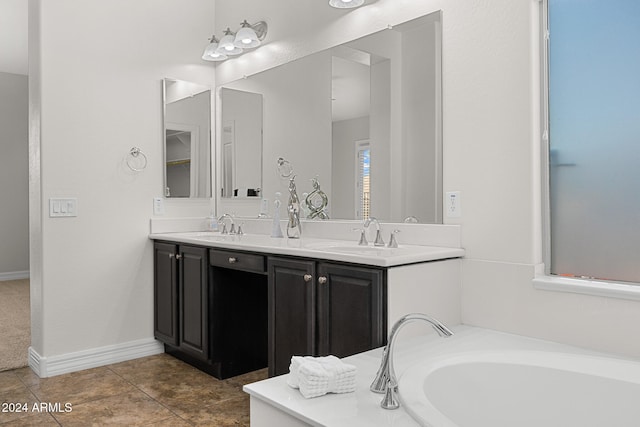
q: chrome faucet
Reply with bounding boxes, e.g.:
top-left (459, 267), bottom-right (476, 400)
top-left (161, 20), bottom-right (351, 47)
top-left (286, 176), bottom-right (302, 238)
top-left (364, 217), bottom-right (385, 246)
top-left (218, 213), bottom-right (236, 234)
top-left (370, 313), bottom-right (453, 410)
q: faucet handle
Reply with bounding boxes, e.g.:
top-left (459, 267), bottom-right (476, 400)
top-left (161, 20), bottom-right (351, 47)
top-left (373, 229), bottom-right (385, 247)
top-left (237, 223), bottom-right (244, 235)
top-left (221, 223), bottom-right (228, 234)
top-left (352, 228), bottom-right (368, 246)
top-left (388, 230), bottom-right (400, 248)
top-left (380, 380), bottom-right (400, 410)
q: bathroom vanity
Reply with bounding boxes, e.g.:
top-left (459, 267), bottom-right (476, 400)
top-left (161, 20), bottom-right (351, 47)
top-left (151, 229), bottom-right (464, 380)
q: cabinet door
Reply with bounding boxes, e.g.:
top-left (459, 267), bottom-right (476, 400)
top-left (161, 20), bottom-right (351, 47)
top-left (154, 242), bottom-right (178, 346)
top-left (268, 257), bottom-right (316, 377)
top-left (178, 245), bottom-right (210, 361)
top-left (317, 263), bottom-right (386, 358)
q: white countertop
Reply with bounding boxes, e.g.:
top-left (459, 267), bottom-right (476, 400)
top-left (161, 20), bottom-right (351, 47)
top-left (243, 326), bottom-right (638, 427)
top-left (149, 231), bottom-right (464, 267)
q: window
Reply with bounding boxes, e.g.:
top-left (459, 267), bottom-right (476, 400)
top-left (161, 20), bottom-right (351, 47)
top-left (355, 140), bottom-right (370, 220)
top-left (547, 0), bottom-right (640, 284)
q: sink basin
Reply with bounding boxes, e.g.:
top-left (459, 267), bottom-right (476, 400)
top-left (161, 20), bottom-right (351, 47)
top-left (177, 232), bottom-right (230, 241)
top-left (303, 241), bottom-right (355, 250)
top-left (325, 245), bottom-right (390, 254)
top-left (304, 241), bottom-right (391, 255)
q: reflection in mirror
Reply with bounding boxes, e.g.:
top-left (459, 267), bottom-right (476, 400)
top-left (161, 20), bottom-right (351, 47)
top-left (220, 88), bottom-right (263, 198)
top-left (218, 11), bottom-right (442, 223)
top-left (163, 78), bottom-right (212, 198)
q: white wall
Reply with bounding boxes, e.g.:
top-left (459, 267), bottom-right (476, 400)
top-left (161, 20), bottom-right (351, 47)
top-left (215, 0), bottom-right (640, 359)
top-left (29, 0), bottom-right (215, 365)
top-left (0, 72), bottom-right (29, 278)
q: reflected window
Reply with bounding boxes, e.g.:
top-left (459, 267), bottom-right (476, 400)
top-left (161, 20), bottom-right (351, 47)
top-left (356, 140), bottom-right (370, 220)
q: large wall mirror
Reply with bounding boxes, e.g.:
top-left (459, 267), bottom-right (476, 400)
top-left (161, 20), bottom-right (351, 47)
top-left (163, 78), bottom-right (212, 198)
top-left (220, 88), bottom-right (263, 199)
top-left (217, 11), bottom-right (442, 223)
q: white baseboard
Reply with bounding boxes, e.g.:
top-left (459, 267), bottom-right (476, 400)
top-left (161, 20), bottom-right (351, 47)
top-left (0, 270), bottom-right (30, 281)
top-left (28, 338), bottom-right (164, 378)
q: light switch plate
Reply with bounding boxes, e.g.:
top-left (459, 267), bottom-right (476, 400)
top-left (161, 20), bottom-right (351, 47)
top-left (153, 197), bottom-right (165, 215)
top-left (49, 198), bottom-right (78, 217)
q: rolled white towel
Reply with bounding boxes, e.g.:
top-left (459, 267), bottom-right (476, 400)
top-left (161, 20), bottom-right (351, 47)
top-left (287, 355), bottom-right (357, 398)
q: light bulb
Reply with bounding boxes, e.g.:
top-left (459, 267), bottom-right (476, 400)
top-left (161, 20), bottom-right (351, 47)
top-left (217, 29), bottom-right (243, 55)
top-left (234, 21), bottom-right (261, 48)
top-left (329, 0), bottom-right (364, 8)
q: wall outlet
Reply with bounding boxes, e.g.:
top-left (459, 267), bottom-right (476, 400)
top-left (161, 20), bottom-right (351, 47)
top-left (446, 191), bottom-right (461, 218)
top-left (153, 197), bottom-right (165, 215)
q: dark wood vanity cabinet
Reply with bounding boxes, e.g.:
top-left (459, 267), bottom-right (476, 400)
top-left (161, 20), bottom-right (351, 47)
top-left (316, 263), bottom-right (386, 357)
top-left (154, 241), bottom-right (268, 379)
top-left (177, 245), bottom-right (209, 361)
top-left (153, 242), bottom-right (209, 362)
top-left (268, 257), bottom-right (386, 376)
top-left (153, 242), bottom-right (179, 346)
top-left (155, 241), bottom-right (387, 379)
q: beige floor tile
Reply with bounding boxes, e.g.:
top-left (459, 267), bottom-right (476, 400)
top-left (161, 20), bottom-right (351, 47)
top-left (0, 386), bottom-right (40, 424)
top-left (223, 368), bottom-right (268, 392)
top-left (176, 395), bottom-right (250, 427)
top-left (109, 354), bottom-right (200, 386)
top-left (29, 367), bottom-right (138, 406)
top-left (0, 372), bottom-right (24, 393)
top-left (141, 415), bottom-right (193, 426)
top-left (136, 370), bottom-right (244, 411)
top-left (51, 390), bottom-right (174, 427)
top-left (0, 411), bottom-right (60, 426)
top-left (11, 368), bottom-right (40, 388)
top-left (2, 354), bottom-right (256, 426)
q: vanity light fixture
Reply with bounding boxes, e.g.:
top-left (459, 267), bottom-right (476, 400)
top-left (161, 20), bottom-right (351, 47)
top-left (217, 28), bottom-right (244, 56)
top-left (202, 20), bottom-right (268, 62)
top-left (234, 20), bottom-right (267, 48)
top-left (329, 0), bottom-right (365, 9)
top-left (201, 35), bottom-right (228, 62)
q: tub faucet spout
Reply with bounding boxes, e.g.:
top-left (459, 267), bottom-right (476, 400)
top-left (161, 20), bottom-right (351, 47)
top-left (370, 313), bottom-right (453, 410)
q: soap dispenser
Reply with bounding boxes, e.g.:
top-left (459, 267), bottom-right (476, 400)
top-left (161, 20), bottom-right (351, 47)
top-left (205, 211), bottom-right (218, 232)
top-left (271, 193), bottom-right (284, 238)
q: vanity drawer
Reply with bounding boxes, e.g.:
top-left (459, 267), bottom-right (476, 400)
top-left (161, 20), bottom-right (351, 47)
top-left (209, 249), bottom-right (266, 274)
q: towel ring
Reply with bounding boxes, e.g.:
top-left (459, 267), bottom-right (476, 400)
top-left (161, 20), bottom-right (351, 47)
top-left (127, 147), bottom-right (147, 172)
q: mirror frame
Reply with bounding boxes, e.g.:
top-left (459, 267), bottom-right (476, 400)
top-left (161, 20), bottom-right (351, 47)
top-left (162, 78), bottom-right (213, 199)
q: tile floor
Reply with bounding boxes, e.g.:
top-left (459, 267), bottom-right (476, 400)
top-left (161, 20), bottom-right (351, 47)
top-left (0, 354), bottom-right (268, 426)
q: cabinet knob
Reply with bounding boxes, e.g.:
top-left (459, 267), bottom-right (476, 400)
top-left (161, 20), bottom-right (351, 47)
top-left (175, 254), bottom-right (182, 260)
top-left (168, 253), bottom-right (174, 258)
top-left (303, 274), bottom-right (312, 282)
top-left (228, 257), bottom-right (237, 264)
top-left (318, 276), bottom-right (327, 284)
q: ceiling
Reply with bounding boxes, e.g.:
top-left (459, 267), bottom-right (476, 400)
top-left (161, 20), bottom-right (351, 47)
top-left (0, 0), bottom-right (28, 75)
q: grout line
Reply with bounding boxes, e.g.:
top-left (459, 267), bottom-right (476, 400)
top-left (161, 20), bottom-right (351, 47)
top-left (106, 366), bottom-right (195, 426)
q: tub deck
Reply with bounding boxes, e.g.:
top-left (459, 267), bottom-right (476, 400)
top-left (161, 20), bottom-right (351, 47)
top-left (244, 326), bottom-right (640, 427)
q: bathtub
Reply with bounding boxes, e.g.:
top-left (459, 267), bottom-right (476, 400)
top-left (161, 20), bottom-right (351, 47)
top-left (399, 349), bottom-right (640, 427)
top-left (244, 326), bottom-right (640, 427)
